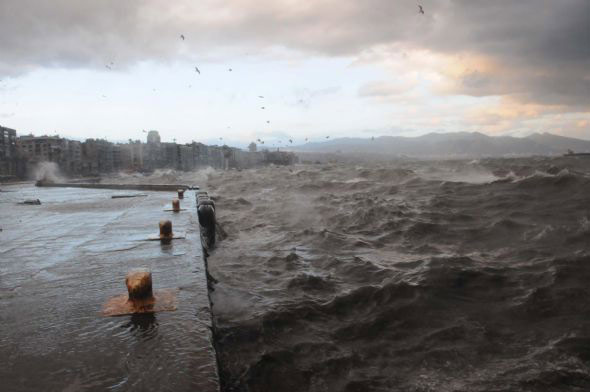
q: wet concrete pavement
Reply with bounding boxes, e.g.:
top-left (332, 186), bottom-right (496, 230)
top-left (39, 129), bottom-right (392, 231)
top-left (0, 185), bottom-right (218, 391)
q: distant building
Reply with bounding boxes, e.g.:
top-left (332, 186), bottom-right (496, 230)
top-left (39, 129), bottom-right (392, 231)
top-left (64, 140), bottom-right (82, 174)
top-left (81, 139), bottom-right (115, 175)
top-left (147, 130), bottom-right (161, 144)
top-left (18, 134), bottom-right (66, 163)
top-left (0, 125), bottom-right (24, 177)
top-left (119, 140), bottom-right (144, 172)
top-left (3, 126), bottom-right (296, 179)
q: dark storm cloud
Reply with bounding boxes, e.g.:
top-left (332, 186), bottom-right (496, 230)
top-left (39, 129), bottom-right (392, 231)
top-left (0, 0), bottom-right (588, 107)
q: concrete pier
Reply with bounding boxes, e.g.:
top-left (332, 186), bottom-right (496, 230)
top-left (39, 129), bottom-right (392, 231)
top-left (0, 184), bottom-right (219, 391)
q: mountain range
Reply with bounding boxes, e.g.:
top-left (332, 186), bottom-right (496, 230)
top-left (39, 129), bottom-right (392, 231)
top-left (291, 132), bottom-right (590, 158)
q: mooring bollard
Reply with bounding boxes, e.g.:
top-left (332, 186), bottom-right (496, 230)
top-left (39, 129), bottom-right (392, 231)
top-left (172, 198), bottom-right (180, 212)
top-left (102, 269), bottom-right (177, 316)
top-left (126, 269), bottom-right (154, 302)
top-left (159, 220), bottom-right (173, 243)
top-left (177, 189), bottom-right (185, 199)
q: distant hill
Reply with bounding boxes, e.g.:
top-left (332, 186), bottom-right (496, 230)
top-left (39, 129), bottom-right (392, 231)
top-left (291, 132), bottom-right (590, 158)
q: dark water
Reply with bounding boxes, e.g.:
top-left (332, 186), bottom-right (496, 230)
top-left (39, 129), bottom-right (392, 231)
top-left (0, 186), bottom-right (218, 391)
top-left (205, 157), bottom-right (590, 391)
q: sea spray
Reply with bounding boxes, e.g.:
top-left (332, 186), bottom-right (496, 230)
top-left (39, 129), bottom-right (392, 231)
top-left (34, 161), bottom-right (64, 183)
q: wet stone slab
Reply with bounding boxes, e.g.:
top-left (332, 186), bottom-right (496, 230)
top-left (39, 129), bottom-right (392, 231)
top-left (0, 185), bottom-right (219, 392)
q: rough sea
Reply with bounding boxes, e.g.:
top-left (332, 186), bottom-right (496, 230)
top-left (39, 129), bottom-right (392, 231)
top-left (113, 156), bottom-right (590, 391)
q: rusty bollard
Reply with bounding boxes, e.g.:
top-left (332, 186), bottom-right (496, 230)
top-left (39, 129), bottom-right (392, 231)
top-left (126, 269), bottom-right (154, 303)
top-left (102, 268), bottom-right (177, 316)
top-left (159, 220), bottom-right (173, 243)
top-left (172, 198), bottom-right (180, 212)
top-left (177, 189), bottom-right (185, 199)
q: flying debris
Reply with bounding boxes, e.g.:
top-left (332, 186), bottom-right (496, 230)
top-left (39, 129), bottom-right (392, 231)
top-left (195, 67), bottom-right (200, 74)
top-left (418, 4), bottom-right (424, 14)
top-left (180, 34), bottom-right (185, 40)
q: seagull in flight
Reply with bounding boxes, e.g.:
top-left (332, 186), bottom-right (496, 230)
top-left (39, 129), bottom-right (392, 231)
top-left (180, 34), bottom-right (185, 40)
top-left (195, 66), bottom-right (200, 74)
top-left (418, 4), bottom-right (424, 14)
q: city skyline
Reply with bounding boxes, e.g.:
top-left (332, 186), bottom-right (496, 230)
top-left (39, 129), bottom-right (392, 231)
top-left (0, 1), bottom-right (588, 143)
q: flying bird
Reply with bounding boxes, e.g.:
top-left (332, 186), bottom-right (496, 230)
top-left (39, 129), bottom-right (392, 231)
top-left (228, 68), bottom-right (233, 72)
top-left (289, 139), bottom-right (293, 144)
top-left (142, 129), bottom-right (147, 133)
top-left (261, 106), bottom-right (265, 109)
top-left (326, 136), bottom-right (330, 139)
top-left (105, 65), bottom-right (112, 70)
top-left (305, 138), bottom-right (308, 141)
top-left (195, 66), bottom-right (200, 74)
top-left (418, 4), bottom-right (424, 14)
top-left (180, 34), bottom-right (185, 40)
top-left (266, 120), bottom-right (270, 124)
top-left (258, 95), bottom-right (264, 98)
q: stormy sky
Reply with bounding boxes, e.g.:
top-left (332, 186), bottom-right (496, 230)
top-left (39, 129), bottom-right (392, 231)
top-left (0, 0), bottom-right (588, 145)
